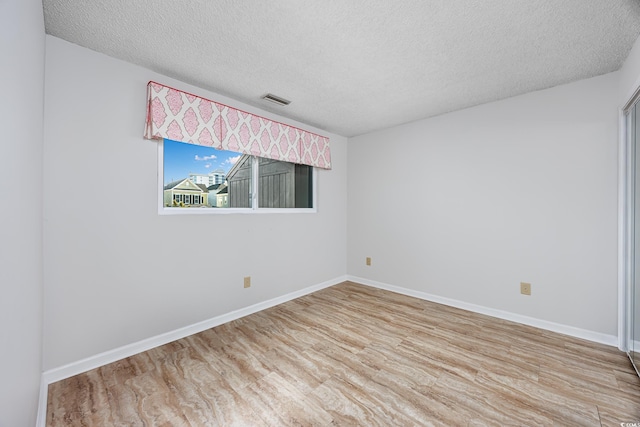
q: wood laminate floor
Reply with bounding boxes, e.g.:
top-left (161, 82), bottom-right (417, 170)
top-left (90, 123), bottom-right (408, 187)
top-left (47, 281), bottom-right (640, 426)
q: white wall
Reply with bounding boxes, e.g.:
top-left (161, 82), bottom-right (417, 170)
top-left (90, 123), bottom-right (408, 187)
top-left (43, 36), bottom-right (347, 370)
top-left (0, 0), bottom-right (44, 425)
top-left (620, 34), bottom-right (640, 104)
top-left (348, 72), bottom-right (619, 337)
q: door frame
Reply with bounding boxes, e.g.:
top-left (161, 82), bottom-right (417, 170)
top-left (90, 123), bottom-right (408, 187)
top-left (619, 82), bottom-right (640, 353)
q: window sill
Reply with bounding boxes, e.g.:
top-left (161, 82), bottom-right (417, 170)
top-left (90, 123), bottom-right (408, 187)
top-left (158, 207), bottom-right (317, 215)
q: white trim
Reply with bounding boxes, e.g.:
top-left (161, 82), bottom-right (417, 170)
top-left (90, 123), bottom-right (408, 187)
top-left (36, 375), bottom-right (48, 427)
top-left (160, 207), bottom-right (318, 215)
top-left (619, 78), bottom-right (640, 355)
top-left (252, 153), bottom-right (259, 207)
top-left (157, 140), bottom-right (164, 214)
top-left (619, 107), bottom-right (629, 351)
top-left (348, 276), bottom-right (618, 347)
top-left (41, 275), bottom-right (346, 386)
top-left (36, 273), bottom-right (616, 425)
top-left (622, 72), bottom-right (640, 113)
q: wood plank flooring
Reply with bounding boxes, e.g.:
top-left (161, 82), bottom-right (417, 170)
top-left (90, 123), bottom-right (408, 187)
top-left (46, 281), bottom-right (640, 426)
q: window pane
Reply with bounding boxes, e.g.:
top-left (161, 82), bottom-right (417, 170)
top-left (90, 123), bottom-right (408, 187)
top-left (226, 155), bottom-right (252, 208)
top-left (258, 157), bottom-right (312, 208)
top-left (163, 139), bottom-right (243, 209)
top-left (162, 139), bottom-right (314, 211)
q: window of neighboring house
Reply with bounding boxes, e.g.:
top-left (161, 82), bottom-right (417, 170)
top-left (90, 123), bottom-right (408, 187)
top-left (160, 139), bottom-right (315, 213)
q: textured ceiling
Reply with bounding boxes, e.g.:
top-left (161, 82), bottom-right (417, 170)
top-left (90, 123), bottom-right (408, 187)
top-left (44, 0), bottom-right (640, 137)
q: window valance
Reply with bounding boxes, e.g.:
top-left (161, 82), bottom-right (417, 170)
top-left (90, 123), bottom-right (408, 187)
top-left (144, 81), bottom-right (331, 169)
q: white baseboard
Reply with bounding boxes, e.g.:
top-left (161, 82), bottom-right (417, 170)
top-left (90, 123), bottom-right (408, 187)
top-left (36, 375), bottom-right (48, 427)
top-left (37, 273), bottom-right (620, 426)
top-left (347, 275), bottom-right (619, 348)
top-left (37, 275), bottom-right (347, 426)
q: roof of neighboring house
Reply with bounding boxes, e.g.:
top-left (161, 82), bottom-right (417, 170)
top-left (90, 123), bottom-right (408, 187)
top-left (226, 154), bottom-right (251, 179)
top-left (163, 178), bottom-right (189, 190)
top-left (207, 184), bottom-right (221, 191)
top-left (217, 186), bottom-right (228, 195)
top-left (164, 178), bottom-right (207, 192)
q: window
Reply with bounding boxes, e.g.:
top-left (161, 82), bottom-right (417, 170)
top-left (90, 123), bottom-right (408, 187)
top-left (160, 139), bottom-right (315, 213)
top-left (258, 157), bottom-right (312, 208)
top-left (145, 82), bottom-right (329, 215)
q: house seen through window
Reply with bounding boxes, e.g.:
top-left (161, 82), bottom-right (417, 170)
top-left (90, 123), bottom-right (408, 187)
top-left (162, 139), bottom-right (313, 210)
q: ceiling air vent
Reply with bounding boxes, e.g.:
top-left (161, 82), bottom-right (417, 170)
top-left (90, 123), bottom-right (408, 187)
top-left (262, 93), bottom-right (291, 106)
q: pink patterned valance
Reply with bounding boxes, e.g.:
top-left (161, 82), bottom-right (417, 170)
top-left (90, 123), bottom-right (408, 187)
top-left (145, 81), bottom-right (223, 147)
top-left (144, 81), bottom-right (331, 169)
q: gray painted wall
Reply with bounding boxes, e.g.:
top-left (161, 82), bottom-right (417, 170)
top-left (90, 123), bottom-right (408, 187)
top-left (620, 32), bottom-right (640, 105)
top-left (42, 36), bottom-right (347, 370)
top-left (0, 0), bottom-right (44, 425)
top-left (348, 72), bottom-right (620, 336)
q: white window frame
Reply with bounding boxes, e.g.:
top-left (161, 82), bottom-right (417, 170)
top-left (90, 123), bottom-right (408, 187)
top-left (157, 140), bottom-right (318, 215)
